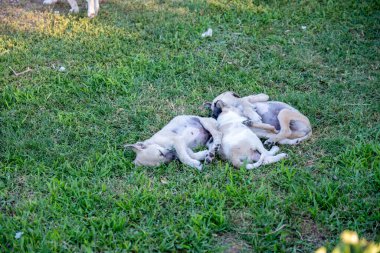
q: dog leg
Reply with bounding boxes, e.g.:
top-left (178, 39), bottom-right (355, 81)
top-left (264, 109), bottom-right (311, 146)
top-left (94, 0), bottom-right (100, 14)
top-left (278, 131), bottom-right (312, 145)
top-left (246, 93), bottom-right (269, 103)
top-left (174, 141), bottom-right (203, 170)
top-left (240, 98), bottom-right (262, 123)
top-left (43, 0), bottom-right (58, 5)
top-left (240, 94), bottom-right (269, 124)
top-left (263, 153), bottom-right (288, 165)
top-left (88, 0), bottom-right (96, 17)
top-left (67, 0), bottom-right (79, 13)
top-left (246, 154), bottom-right (265, 169)
top-left (198, 118), bottom-right (222, 164)
top-left (187, 149), bottom-right (208, 160)
top-left (268, 146), bottom-right (280, 155)
top-left (243, 119), bottom-right (278, 133)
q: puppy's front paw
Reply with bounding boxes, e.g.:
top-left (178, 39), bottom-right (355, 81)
top-left (205, 152), bottom-right (215, 164)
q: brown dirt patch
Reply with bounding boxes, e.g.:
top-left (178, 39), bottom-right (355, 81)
top-left (216, 232), bottom-right (252, 253)
top-left (299, 215), bottom-right (330, 248)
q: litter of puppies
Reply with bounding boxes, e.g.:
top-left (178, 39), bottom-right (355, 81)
top-left (125, 91), bottom-right (312, 170)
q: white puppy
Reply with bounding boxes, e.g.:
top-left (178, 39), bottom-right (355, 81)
top-left (125, 115), bottom-right (222, 171)
top-left (207, 91), bottom-right (312, 146)
top-left (43, 0), bottom-right (100, 18)
top-left (216, 100), bottom-right (287, 169)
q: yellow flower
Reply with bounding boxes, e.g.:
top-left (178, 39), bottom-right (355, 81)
top-left (364, 243), bottom-right (380, 253)
top-left (340, 230), bottom-right (359, 244)
top-left (315, 247), bottom-right (327, 253)
top-left (332, 247), bottom-right (341, 253)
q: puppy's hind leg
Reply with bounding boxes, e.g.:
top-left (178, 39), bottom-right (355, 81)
top-left (278, 131), bottom-right (312, 145)
top-left (264, 109), bottom-right (294, 146)
top-left (187, 148), bottom-right (208, 161)
top-left (174, 140), bottom-right (203, 171)
top-left (198, 118), bottom-right (222, 164)
top-left (268, 146), bottom-right (280, 155)
top-left (246, 154), bottom-right (265, 169)
top-left (243, 120), bottom-right (278, 133)
top-left (262, 153), bottom-right (288, 165)
top-left (265, 109), bottom-right (311, 146)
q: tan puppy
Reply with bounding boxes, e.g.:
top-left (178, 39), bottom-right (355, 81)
top-left (125, 115), bottom-right (222, 171)
top-left (206, 91), bottom-right (312, 146)
top-left (216, 100), bottom-right (287, 169)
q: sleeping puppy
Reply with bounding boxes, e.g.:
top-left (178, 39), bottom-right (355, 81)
top-left (125, 115), bottom-right (222, 171)
top-left (206, 91), bottom-right (312, 146)
top-left (216, 100), bottom-right (287, 169)
top-left (43, 0), bottom-right (100, 18)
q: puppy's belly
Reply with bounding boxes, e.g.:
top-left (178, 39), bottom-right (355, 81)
top-left (182, 127), bottom-right (210, 148)
top-left (256, 102), bottom-right (292, 130)
top-left (222, 130), bottom-right (259, 159)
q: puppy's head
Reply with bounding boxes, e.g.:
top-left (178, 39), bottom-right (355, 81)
top-left (204, 91), bottom-right (240, 119)
top-left (214, 100), bottom-right (238, 114)
top-left (124, 142), bottom-right (174, 167)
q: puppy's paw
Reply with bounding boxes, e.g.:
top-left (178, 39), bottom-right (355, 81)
top-left (205, 152), bottom-right (215, 164)
top-left (205, 156), bottom-right (212, 164)
top-left (269, 145), bottom-right (280, 154)
top-left (195, 162), bottom-right (203, 171)
top-left (264, 139), bottom-right (276, 147)
top-left (242, 119), bottom-right (253, 126)
top-left (190, 160), bottom-right (203, 171)
top-left (214, 143), bottom-right (221, 152)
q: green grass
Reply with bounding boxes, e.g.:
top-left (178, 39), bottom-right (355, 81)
top-left (1, 0), bottom-right (379, 251)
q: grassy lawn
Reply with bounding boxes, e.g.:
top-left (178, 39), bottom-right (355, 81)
top-left (1, 0), bottom-right (379, 251)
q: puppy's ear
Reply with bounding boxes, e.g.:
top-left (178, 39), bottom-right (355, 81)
top-left (215, 100), bottom-right (226, 109)
top-left (124, 142), bottom-right (146, 152)
top-left (203, 102), bottom-right (212, 110)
